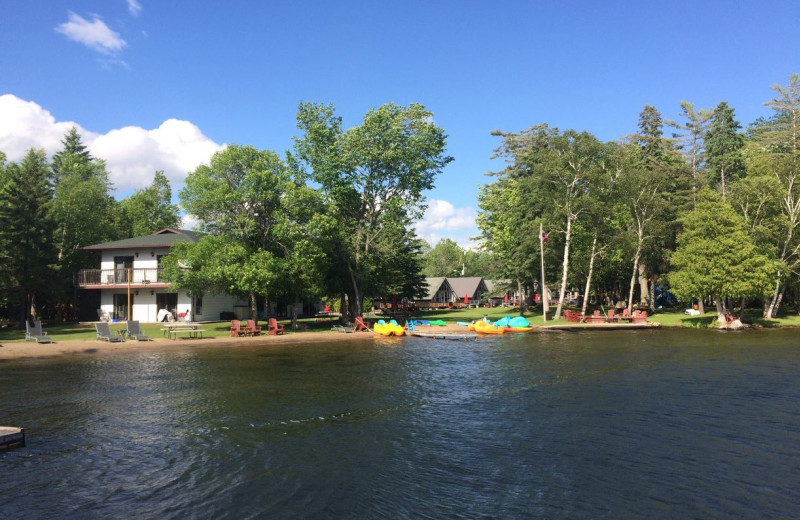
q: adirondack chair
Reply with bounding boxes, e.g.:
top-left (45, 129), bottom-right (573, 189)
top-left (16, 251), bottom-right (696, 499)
top-left (126, 320), bottom-right (150, 341)
top-left (25, 320), bottom-right (54, 343)
top-left (607, 309), bottom-right (617, 322)
top-left (267, 318), bottom-right (284, 335)
top-left (353, 316), bottom-right (371, 332)
top-left (621, 308), bottom-right (632, 321)
top-left (95, 322), bottom-right (124, 342)
top-left (244, 319), bottom-right (262, 336)
top-left (631, 310), bottom-right (648, 324)
top-left (230, 320), bottom-right (245, 337)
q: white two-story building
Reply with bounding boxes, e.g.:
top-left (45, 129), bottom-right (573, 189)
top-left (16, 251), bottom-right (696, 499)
top-left (76, 228), bottom-right (242, 323)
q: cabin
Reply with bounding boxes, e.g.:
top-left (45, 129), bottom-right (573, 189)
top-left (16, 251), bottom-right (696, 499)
top-left (75, 228), bottom-right (242, 323)
top-left (417, 277), bottom-right (455, 308)
top-left (484, 279), bottom-right (524, 307)
top-left (416, 277), bottom-right (490, 308)
top-left (447, 277), bottom-right (489, 306)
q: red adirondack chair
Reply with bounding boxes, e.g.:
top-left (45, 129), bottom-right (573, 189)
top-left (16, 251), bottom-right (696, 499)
top-left (230, 320), bottom-right (245, 337)
top-left (353, 316), bottom-right (371, 332)
top-left (244, 319), bottom-right (262, 335)
top-left (268, 318), bottom-right (285, 335)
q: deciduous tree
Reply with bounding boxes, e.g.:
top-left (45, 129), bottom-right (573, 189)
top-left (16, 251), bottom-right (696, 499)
top-left (293, 102), bottom-right (452, 318)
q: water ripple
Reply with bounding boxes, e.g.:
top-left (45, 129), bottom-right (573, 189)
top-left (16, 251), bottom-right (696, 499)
top-left (2, 331), bottom-right (800, 518)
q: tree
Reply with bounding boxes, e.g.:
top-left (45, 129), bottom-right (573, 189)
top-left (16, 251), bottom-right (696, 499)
top-left (423, 238), bottom-right (465, 277)
top-left (0, 149), bottom-right (57, 320)
top-left (631, 105), bottom-right (692, 310)
top-left (669, 189), bottom-right (777, 324)
top-left (481, 125), bottom-right (609, 318)
top-left (667, 101), bottom-right (713, 208)
top-left (748, 73), bottom-right (800, 317)
top-left (51, 126), bottom-right (93, 182)
top-left (705, 102), bottom-right (745, 197)
top-left (293, 102), bottom-right (452, 318)
top-left (50, 128), bottom-right (117, 319)
top-left (116, 171), bottom-right (181, 237)
top-left (638, 105), bottom-right (667, 160)
top-left (177, 145), bottom-right (328, 324)
top-left (477, 174), bottom-right (538, 315)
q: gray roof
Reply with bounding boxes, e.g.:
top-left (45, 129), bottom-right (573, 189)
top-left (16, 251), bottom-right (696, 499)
top-left (447, 277), bottom-right (486, 300)
top-left (423, 277), bottom-right (449, 300)
top-left (484, 279), bottom-right (513, 296)
top-left (84, 228), bottom-right (201, 251)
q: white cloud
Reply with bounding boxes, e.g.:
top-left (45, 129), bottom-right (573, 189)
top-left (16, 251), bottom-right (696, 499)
top-left (126, 0), bottom-right (142, 17)
top-left (0, 94), bottom-right (224, 193)
top-left (55, 12), bottom-right (127, 55)
top-left (414, 199), bottom-right (480, 249)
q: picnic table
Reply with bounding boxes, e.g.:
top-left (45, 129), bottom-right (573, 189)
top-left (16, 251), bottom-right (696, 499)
top-left (160, 322), bottom-right (206, 340)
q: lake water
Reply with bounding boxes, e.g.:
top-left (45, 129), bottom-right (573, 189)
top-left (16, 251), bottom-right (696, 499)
top-left (2, 329), bottom-right (799, 519)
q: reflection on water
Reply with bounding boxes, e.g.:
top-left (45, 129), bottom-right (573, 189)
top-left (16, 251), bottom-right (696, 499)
top-left (2, 330), bottom-right (800, 519)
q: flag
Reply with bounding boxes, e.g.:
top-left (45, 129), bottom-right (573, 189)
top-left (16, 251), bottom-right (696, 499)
top-left (540, 230), bottom-right (549, 243)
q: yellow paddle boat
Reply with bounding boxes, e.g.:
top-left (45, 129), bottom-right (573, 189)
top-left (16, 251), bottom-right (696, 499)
top-left (373, 319), bottom-right (405, 337)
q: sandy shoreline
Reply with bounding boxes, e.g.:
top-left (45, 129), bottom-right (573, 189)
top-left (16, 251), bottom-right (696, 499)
top-left (0, 330), bottom-right (378, 361)
top-left (0, 321), bottom-right (665, 361)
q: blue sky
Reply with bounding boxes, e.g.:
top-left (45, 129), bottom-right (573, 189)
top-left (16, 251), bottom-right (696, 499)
top-left (1, 1), bottom-right (799, 247)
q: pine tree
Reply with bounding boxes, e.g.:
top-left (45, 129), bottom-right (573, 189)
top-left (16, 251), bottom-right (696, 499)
top-left (51, 126), bottom-right (93, 182)
top-left (705, 102), bottom-right (745, 197)
top-left (0, 149), bottom-right (57, 320)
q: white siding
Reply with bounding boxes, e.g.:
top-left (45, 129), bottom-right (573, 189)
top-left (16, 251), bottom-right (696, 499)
top-left (198, 292), bottom-right (243, 321)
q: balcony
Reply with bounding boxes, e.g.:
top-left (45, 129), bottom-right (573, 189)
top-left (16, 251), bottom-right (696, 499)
top-left (75, 268), bottom-right (170, 289)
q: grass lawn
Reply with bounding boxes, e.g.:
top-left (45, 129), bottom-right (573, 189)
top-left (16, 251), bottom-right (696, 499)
top-left (2, 306), bottom-right (798, 343)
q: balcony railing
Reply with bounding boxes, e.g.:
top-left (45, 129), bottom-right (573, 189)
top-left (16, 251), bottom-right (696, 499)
top-left (75, 268), bottom-right (168, 287)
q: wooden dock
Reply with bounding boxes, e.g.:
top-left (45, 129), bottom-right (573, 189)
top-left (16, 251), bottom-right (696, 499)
top-left (0, 427), bottom-right (25, 451)
top-left (409, 331), bottom-right (478, 341)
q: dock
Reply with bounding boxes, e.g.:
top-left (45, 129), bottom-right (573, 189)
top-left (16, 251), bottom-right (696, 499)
top-left (409, 331), bottom-right (478, 340)
top-left (0, 427), bottom-right (25, 451)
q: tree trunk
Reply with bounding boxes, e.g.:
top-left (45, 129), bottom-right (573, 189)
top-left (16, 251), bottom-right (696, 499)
top-left (765, 277), bottom-right (783, 319)
top-left (347, 262), bottom-right (363, 318)
top-left (250, 292), bottom-right (258, 321)
top-left (715, 297), bottom-right (727, 324)
top-left (637, 263), bottom-right (649, 307)
top-left (290, 300), bottom-right (299, 330)
top-left (516, 278), bottom-right (527, 315)
top-left (339, 293), bottom-right (348, 324)
top-left (627, 245), bottom-right (642, 311)
top-left (554, 217), bottom-right (574, 320)
top-left (581, 235), bottom-right (598, 317)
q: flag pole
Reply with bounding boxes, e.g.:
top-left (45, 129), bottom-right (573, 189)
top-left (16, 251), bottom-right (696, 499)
top-left (540, 222), bottom-right (547, 322)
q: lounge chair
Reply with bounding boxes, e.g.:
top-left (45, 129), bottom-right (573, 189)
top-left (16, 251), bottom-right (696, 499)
top-left (95, 322), bottom-right (125, 342)
top-left (230, 320), bottom-right (245, 337)
top-left (25, 320), bottom-right (54, 343)
top-left (244, 319), bottom-right (262, 336)
top-left (267, 318), bottom-right (285, 335)
top-left (353, 316), bottom-right (371, 332)
top-left (126, 320), bottom-right (150, 341)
